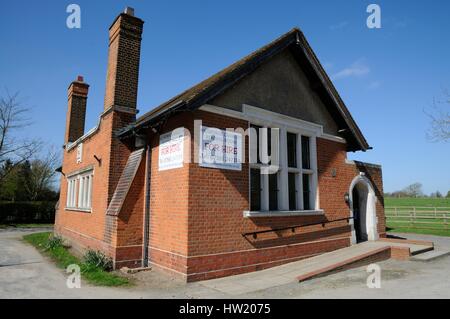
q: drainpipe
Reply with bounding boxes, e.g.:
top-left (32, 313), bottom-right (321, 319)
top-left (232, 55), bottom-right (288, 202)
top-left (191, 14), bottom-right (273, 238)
top-left (142, 143), bottom-right (151, 267)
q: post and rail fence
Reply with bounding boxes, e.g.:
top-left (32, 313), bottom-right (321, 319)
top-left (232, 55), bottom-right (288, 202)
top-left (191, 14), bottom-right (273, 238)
top-left (385, 206), bottom-right (450, 230)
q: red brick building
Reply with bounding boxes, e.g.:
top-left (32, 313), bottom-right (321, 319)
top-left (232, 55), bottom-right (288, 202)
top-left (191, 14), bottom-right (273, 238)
top-left (55, 8), bottom-right (386, 282)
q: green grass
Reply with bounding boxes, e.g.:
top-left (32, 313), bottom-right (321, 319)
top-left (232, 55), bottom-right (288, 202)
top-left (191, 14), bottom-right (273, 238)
top-left (386, 226), bottom-right (450, 237)
top-left (385, 197), bottom-right (450, 237)
top-left (0, 223), bottom-right (54, 229)
top-left (23, 232), bottom-right (131, 287)
top-left (385, 197), bottom-right (450, 207)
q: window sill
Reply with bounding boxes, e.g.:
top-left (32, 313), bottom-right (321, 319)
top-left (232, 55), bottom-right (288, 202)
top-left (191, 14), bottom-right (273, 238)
top-left (243, 209), bottom-right (324, 218)
top-left (65, 207), bottom-right (92, 213)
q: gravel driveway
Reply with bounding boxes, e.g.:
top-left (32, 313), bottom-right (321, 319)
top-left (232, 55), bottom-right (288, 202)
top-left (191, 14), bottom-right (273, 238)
top-left (1, 228), bottom-right (449, 299)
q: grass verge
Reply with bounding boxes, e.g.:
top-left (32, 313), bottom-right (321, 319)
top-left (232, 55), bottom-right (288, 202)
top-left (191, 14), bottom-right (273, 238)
top-left (387, 226), bottom-right (450, 237)
top-left (23, 232), bottom-right (131, 287)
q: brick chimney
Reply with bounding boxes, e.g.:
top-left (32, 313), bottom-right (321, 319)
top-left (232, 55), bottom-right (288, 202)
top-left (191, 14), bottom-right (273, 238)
top-left (104, 7), bottom-right (144, 112)
top-left (65, 75), bottom-right (89, 143)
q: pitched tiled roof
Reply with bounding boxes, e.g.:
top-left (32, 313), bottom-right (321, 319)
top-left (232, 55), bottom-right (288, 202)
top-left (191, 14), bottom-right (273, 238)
top-left (118, 28), bottom-right (369, 151)
top-left (106, 149), bottom-right (144, 216)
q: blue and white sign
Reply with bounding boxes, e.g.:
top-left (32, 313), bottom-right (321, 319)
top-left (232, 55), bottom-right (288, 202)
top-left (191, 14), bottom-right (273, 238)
top-left (199, 126), bottom-right (242, 171)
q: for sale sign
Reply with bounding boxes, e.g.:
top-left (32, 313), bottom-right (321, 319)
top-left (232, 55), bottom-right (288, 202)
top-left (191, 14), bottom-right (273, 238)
top-left (158, 128), bottom-right (184, 171)
top-left (199, 126), bottom-right (242, 171)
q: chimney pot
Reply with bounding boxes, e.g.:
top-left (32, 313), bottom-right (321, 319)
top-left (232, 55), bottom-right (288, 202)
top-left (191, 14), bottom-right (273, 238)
top-left (124, 7), bottom-right (134, 16)
top-left (77, 75), bottom-right (84, 82)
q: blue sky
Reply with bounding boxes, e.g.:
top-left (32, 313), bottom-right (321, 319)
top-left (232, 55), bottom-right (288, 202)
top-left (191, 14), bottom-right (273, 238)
top-left (0, 0), bottom-right (449, 194)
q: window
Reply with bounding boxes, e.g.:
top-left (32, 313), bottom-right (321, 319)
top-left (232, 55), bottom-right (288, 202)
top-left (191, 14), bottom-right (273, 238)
top-left (302, 174), bottom-right (311, 210)
top-left (268, 173), bottom-right (278, 210)
top-left (66, 169), bottom-right (93, 211)
top-left (287, 132), bottom-right (297, 168)
top-left (250, 168), bottom-right (261, 211)
top-left (249, 125), bottom-right (281, 211)
top-left (288, 172), bottom-right (297, 210)
top-left (249, 125), bottom-right (318, 212)
top-left (301, 136), bottom-right (314, 210)
top-left (301, 136), bottom-right (310, 169)
top-left (66, 178), bottom-right (77, 208)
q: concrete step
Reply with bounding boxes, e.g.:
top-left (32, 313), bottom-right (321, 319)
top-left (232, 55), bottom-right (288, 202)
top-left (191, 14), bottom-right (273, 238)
top-left (411, 249), bottom-right (450, 262)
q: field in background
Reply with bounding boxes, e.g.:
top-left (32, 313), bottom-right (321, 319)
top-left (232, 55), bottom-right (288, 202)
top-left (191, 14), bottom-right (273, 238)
top-left (385, 197), bottom-right (450, 237)
top-left (385, 197), bottom-right (450, 207)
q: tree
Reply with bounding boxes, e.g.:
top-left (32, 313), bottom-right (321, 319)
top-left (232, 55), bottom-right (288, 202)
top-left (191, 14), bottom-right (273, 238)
top-left (425, 89), bottom-right (450, 142)
top-left (25, 148), bottom-right (60, 201)
top-left (0, 159), bottom-right (19, 200)
top-left (0, 90), bottom-right (42, 183)
top-left (402, 183), bottom-right (423, 198)
top-left (446, 191), bottom-right (450, 198)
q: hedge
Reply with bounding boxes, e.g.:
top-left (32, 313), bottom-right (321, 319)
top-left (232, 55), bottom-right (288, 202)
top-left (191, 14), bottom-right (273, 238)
top-left (0, 201), bottom-right (56, 224)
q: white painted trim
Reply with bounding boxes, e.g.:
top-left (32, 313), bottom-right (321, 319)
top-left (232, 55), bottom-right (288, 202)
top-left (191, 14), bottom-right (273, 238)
top-left (66, 123), bottom-right (100, 151)
top-left (242, 104), bottom-right (323, 135)
top-left (200, 104), bottom-right (245, 120)
top-left (349, 174), bottom-right (379, 244)
top-left (200, 104), bottom-right (346, 143)
top-left (321, 133), bottom-right (346, 144)
top-left (66, 165), bottom-right (95, 178)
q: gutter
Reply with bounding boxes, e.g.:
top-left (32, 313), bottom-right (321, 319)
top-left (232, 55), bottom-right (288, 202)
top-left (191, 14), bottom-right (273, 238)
top-left (117, 100), bottom-right (187, 139)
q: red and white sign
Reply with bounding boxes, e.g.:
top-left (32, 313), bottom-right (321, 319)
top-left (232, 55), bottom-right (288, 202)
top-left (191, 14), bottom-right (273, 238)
top-left (199, 126), bottom-right (242, 171)
top-left (158, 129), bottom-right (184, 171)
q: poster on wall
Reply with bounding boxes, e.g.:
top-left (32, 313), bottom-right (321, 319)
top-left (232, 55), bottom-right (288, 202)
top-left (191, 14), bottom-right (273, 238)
top-left (199, 126), bottom-right (242, 171)
top-left (158, 128), bottom-right (184, 171)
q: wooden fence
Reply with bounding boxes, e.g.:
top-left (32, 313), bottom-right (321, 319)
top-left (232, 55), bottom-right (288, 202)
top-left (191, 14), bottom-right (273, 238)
top-left (385, 207), bottom-right (450, 230)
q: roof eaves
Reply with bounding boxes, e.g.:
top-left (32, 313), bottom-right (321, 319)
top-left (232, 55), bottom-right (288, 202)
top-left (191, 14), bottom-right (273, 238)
top-left (296, 33), bottom-right (370, 151)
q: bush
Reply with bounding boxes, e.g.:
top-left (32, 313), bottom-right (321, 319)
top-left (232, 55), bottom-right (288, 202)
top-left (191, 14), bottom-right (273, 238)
top-left (0, 201), bottom-right (56, 224)
top-left (83, 249), bottom-right (113, 271)
top-left (45, 234), bottom-right (64, 250)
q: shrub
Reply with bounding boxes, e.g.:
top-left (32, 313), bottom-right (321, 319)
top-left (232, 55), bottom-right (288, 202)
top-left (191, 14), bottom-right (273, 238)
top-left (83, 249), bottom-right (113, 271)
top-left (45, 234), bottom-right (64, 250)
top-left (0, 201), bottom-right (56, 224)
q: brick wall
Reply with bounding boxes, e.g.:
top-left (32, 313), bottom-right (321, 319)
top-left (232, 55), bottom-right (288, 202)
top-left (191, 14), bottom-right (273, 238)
top-left (55, 111), bottom-right (116, 258)
top-left (56, 107), bottom-right (385, 281)
top-left (55, 10), bottom-right (144, 266)
top-left (144, 110), bottom-right (385, 281)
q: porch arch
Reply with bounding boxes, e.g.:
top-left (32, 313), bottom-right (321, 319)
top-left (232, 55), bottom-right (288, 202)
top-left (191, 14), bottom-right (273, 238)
top-left (349, 174), bottom-right (379, 244)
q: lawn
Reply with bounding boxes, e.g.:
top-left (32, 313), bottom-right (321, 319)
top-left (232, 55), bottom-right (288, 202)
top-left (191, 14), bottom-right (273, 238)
top-left (385, 197), bottom-right (450, 237)
top-left (385, 197), bottom-right (450, 207)
top-left (23, 232), bottom-right (131, 287)
top-left (386, 226), bottom-right (450, 237)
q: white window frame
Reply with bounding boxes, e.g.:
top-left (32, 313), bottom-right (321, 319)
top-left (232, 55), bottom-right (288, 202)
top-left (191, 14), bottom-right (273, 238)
top-left (243, 104), bottom-right (323, 217)
top-left (66, 168), bottom-right (94, 212)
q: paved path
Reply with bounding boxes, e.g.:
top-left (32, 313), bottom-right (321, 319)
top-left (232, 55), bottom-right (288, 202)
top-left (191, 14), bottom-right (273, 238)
top-left (199, 239), bottom-right (432, 294)
top-left (1, 229), bottom-right (449, 298)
